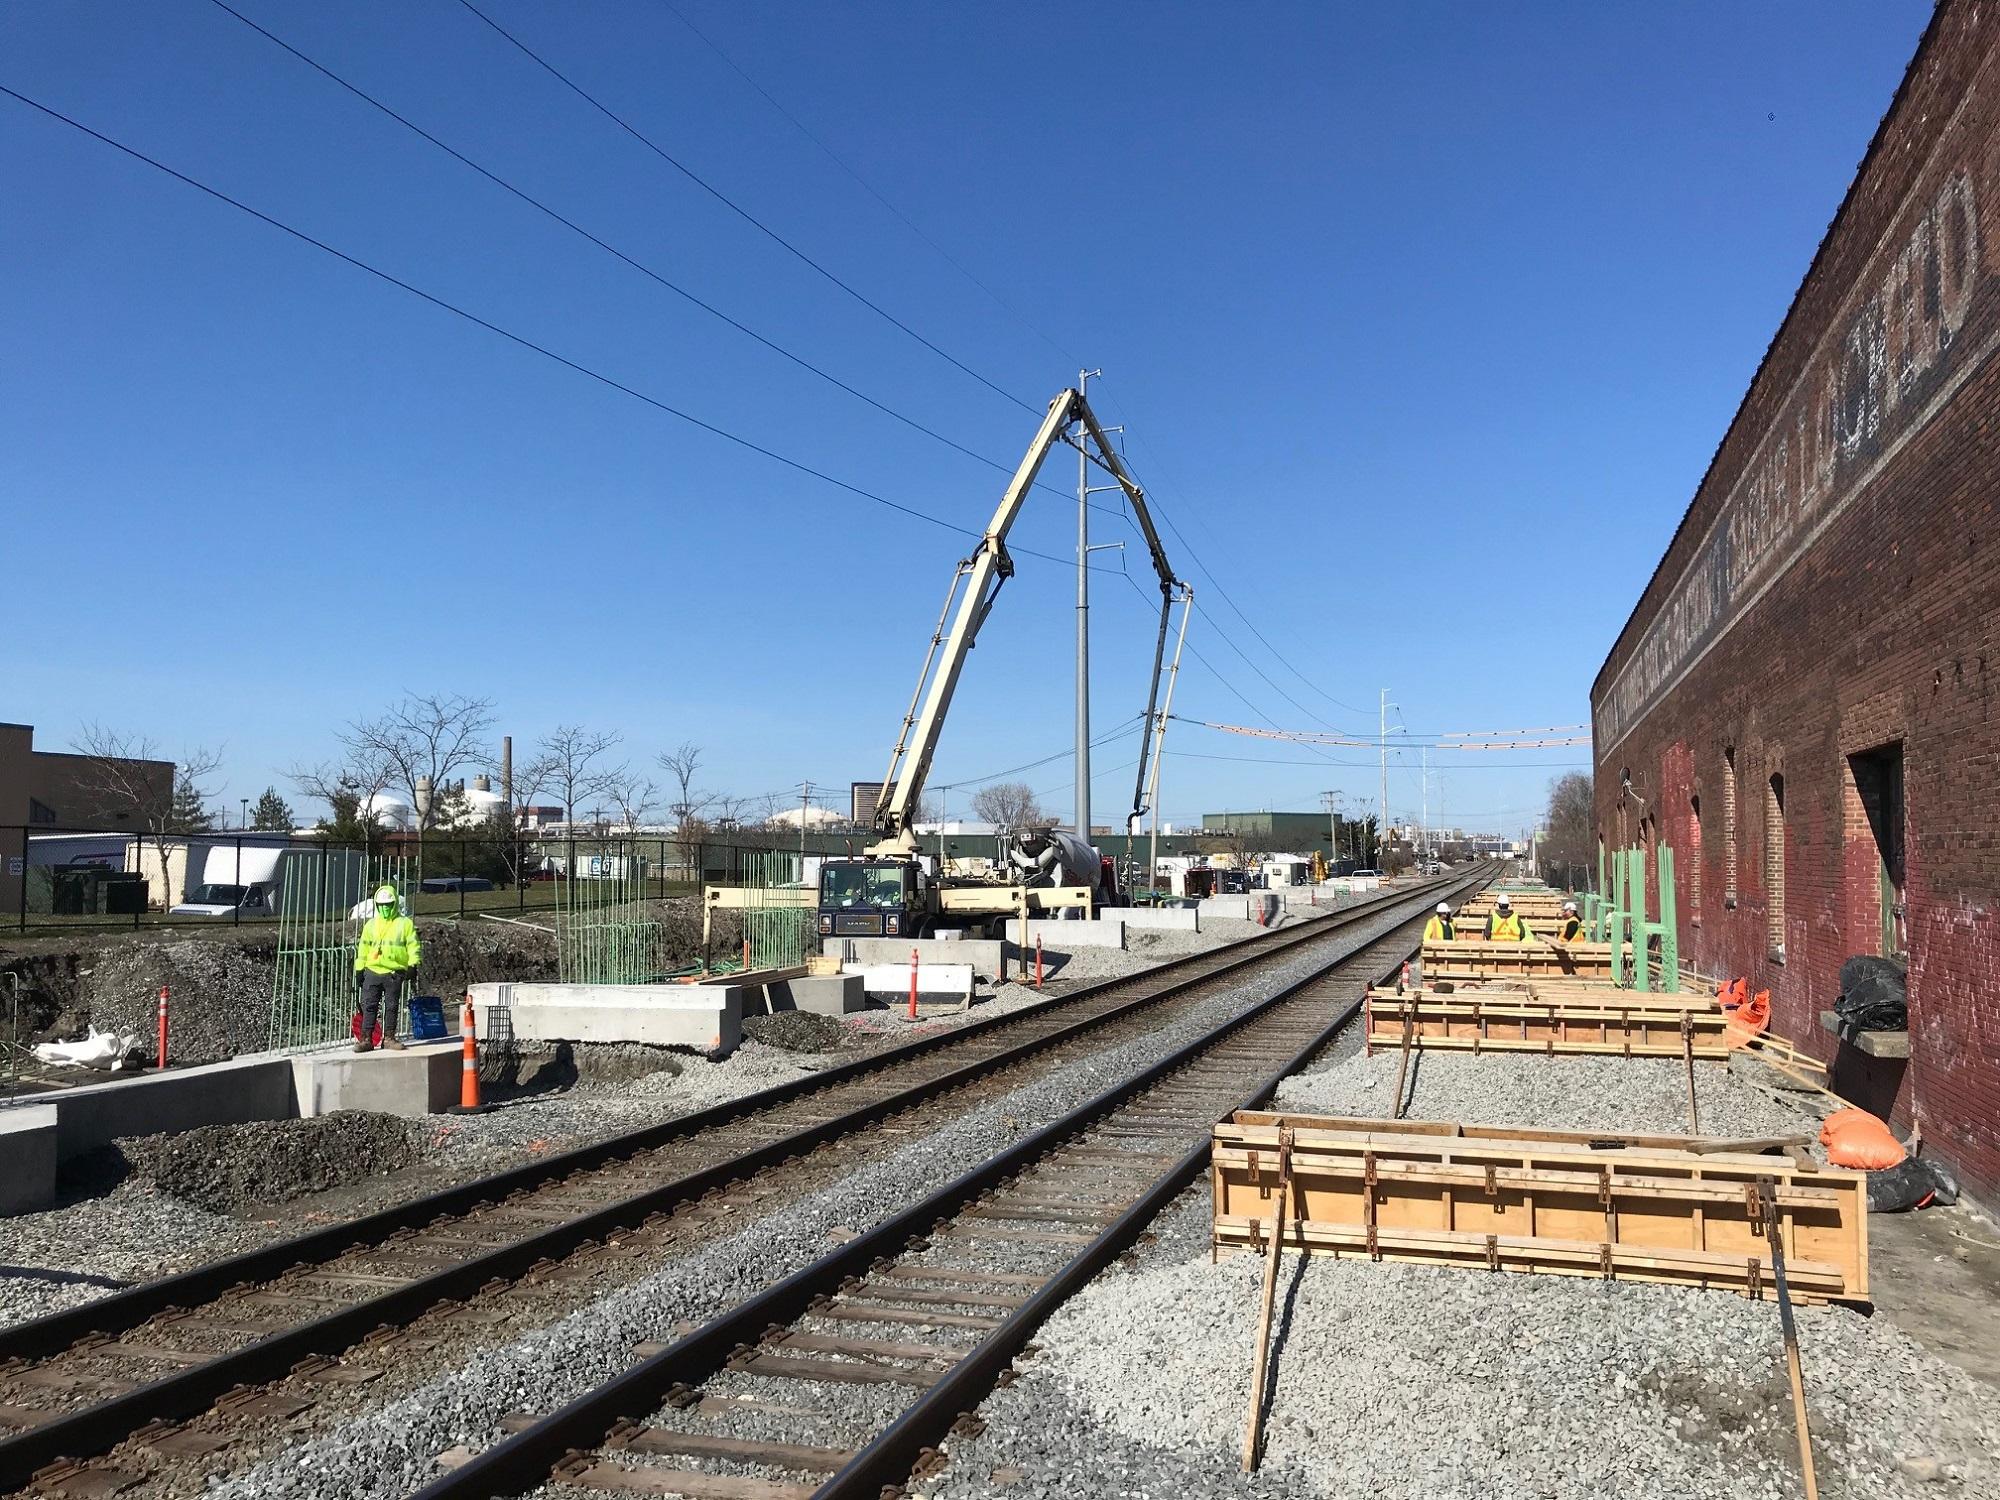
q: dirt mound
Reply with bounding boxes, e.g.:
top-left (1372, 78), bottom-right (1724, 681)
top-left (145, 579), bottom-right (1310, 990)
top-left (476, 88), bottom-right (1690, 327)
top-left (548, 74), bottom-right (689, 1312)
top-left (115, 1111), bottom-right (421, 1214)
top-left (745, 1011), bottom-right (849, 1053)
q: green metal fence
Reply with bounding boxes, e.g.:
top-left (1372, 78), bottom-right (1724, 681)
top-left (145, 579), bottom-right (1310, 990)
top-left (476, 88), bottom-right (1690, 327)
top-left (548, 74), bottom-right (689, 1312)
top-left (267, 849), bottom-right (415, 1050)
top-left (554, 841), bottom-right (662, 985)
top-left (738, 850), bottom-right (816, 972)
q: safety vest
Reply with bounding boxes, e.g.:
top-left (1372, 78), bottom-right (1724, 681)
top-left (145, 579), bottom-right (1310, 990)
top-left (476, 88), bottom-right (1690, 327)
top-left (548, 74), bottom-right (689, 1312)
top-left (1485, 911), bottom-right (1532, 942)
top-left (1557, 916), bottom-right (1583, 942)
top-left (1423, 916), bottom-right (1455, 941)
top-left (356, 912), bottom-right (422, 974)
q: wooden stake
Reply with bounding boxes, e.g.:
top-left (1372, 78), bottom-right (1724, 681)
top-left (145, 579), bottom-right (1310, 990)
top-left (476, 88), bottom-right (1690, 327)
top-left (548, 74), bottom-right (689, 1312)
top-left (1241, 1127), bottom-right (1293, 1472)
top-left (1392, 1005), bottom-right (1415, 1121)
top-left (1760, 1180), bottom-right (1820, 1500)
top-left (1681, 1011), bottom-right (1700, 1134)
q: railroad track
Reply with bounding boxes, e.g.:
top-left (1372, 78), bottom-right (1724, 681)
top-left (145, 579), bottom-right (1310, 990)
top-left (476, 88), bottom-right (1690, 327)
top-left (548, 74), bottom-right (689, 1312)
top-left (0, 871), bottom-right (1483, 1496)
top-left (410, 874), bottom-right (1490, 1500)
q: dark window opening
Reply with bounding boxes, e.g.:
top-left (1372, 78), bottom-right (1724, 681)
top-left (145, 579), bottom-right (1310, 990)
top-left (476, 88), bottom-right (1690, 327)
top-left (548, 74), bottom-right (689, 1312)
top-left (1766, 770), bottom-right (1786, 962)
top-left (1849, 743), bottom-right (1906, 959)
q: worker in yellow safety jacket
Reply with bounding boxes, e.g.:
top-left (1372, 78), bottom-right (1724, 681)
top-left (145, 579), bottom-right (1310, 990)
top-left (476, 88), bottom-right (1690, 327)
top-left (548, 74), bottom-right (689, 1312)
top-left (354, 883), bottom-right (421, 1053)
top-left (1422, 902), bottom-right (1455, 941)
top-left (1482, 893), bottom-right (1535, 942)
top-left (1555, 900), bottom-right (1584, 942)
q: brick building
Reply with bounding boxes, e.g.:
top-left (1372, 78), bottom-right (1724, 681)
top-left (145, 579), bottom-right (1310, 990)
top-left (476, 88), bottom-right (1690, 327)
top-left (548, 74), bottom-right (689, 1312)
top-left (1590, 2), bottom-right (2000, 1201)
top-left (0, 722), bottom-right (177, 913)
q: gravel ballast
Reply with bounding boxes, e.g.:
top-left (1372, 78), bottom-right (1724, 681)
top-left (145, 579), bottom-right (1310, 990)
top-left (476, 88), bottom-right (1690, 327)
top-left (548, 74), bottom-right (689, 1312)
top-left (1278, 1047), bottom-right (1822, 1143)
top-left (196, 899), bottom-right (1436, 1499)
top-left (928, 1191), bottom-right (2000, 1500)
top-left (110, 1110), bottom-right (422, 1213)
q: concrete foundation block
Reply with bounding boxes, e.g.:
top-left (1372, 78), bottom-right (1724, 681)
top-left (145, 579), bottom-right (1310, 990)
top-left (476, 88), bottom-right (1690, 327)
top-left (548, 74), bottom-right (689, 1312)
top-left (1119, 906), bottom-right (1201, 932)
top-left (0, 1105), bottom-right (58, 1216)
top-left (469, 982), bottom-right (741, 1056)
top-left (292, 1041), bottom-right (462, 1119)
top-left (855, 963), bottom-right (974, 1004)
top-left (1198, 895), bottom-right (1251, 920)
top-left (768, 973), bottom-right (866, 1016)
top-left (824, 938), bottom-right (1008, 980)
top-left (43, 1053), bottom-right (300, 1164)
top-left (1020, 917), bottom-right (1126, 951)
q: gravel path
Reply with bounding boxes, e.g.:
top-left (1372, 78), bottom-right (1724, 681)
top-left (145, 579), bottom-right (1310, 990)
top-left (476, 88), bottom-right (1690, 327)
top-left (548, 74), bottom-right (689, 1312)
top-left (927, 1190), bottom-right (2000, 1500)
top-left (1277, 1048), bottom-right (1822, 1144)
top-left (197, 899), bottom-right (1434, 1499)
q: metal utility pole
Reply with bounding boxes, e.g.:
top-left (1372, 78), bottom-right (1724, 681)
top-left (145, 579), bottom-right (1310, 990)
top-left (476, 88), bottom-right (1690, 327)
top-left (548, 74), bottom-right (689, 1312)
top-left (1421, 746), bottom-right (1428, 865)
top-left (1075, 367), bottom-right (1102, 848)
top-left (1321, 789), bottom-right (1342, 865)
top-left (797, 780), bottom-right (812, 868)
top-left (1379, 690), bottom-right (1389, 868)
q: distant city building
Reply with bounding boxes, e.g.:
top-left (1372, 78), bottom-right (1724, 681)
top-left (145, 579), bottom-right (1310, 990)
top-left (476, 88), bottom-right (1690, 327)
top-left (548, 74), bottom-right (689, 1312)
top-left (0, 721), bottom-right (176, 912)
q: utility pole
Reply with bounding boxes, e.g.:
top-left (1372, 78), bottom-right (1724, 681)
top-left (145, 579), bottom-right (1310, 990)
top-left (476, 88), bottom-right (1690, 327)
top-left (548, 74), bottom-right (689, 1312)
top-left (1379, 689), bottom-right (1389, 869)
top-left (1420, 746), bottom-right (1428, 866)
top-left (797, 780), bottom-right (812, 870)
top-left (1075, 368), bottom-right (1102, 849)
top-left (1320, 789), bottom-right (1342, 865)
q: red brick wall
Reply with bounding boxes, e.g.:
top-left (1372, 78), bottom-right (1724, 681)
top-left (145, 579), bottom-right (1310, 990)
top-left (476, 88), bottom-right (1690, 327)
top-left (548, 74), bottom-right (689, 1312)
top-left (1591, 2), bottom-right (2000, 1203)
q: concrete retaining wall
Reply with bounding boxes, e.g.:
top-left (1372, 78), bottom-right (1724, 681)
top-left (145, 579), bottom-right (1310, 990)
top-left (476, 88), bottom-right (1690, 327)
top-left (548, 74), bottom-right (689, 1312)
top-left (470, 982), bottom-right (740, 1055)
top-left (1020, 917), bottom-right (1126, 950)
top-left (823, 937), bottom-right (1009, 979)
top-left (1120, 906), bottom-right (1201, 931)
top-left (0, 1105), bottom-right (57, 1216)
top-left (292, 1042), bottom-right (462, 1118)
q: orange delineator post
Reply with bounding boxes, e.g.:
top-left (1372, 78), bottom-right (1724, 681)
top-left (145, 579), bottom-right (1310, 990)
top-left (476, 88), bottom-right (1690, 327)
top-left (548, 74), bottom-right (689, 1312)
top-left (459, 995), bottom-right (481, 1111)
top-left (741, 937), bottom-right (751, 973)
top-left (156, 985), bottom-right (169, 1070)
top-left (1035, 936), bottom-right (1043, 990)
top-left (908, 947), bottom-right (919, 1020)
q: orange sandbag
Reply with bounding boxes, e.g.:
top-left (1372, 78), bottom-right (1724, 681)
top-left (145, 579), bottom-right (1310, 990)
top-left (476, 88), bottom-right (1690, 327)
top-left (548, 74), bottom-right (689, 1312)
top-left (1721, 987), bottom-right (1770, 1048)
top-left (1820, 1108), bottom-right (1907, 1170)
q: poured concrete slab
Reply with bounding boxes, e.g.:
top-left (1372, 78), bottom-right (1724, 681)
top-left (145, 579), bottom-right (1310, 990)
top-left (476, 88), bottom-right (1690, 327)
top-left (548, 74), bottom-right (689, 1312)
top-left (1121, 906), bottom-right (1201, 931)
top-left (855, 963), bottom-right (974, 1005)
top-left (469, 982), bottom-right (740, 1056)
top-left (0, 1105), bottom-right (58, 1215)
top-left (1199, 893), bottom-right (1282, 924)
top-left (825, 937), bottom-right (1007, 980)
top-left (767, 973), bottom-right (866, 1016)
top-left (1020, 917), bottom-right (1126, 950)
top-left (292, 1041), bottom-right (462, 1119)
top-left (39, 1052), bottom-right (300, 1163)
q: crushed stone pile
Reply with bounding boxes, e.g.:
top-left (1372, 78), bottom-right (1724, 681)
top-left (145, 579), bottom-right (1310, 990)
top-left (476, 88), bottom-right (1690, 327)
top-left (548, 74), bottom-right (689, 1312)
top-left (113, 1111), bottom-right (422, 1214)
top-left (744, 1011), bottom-right (849, 1052)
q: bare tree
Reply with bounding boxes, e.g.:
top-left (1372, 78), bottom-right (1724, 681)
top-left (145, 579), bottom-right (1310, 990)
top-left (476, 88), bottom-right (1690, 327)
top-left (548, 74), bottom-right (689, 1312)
top-left (1541, 771), bottom-right (1595, 888)
top-left (340, 692), bottom-right (496, 854)
top-left (970, 781), bottom-right (1045, 829)
top-left (289, 756), bottom-right (394, 831)
top-left (602, 766), bottom-right (657, 831)
top-left (657, 742), bottom-right (711, 877)
top-left (537, 725), bottom-right (621, 826)
top-left (69, 726), bottom-right (222, 910)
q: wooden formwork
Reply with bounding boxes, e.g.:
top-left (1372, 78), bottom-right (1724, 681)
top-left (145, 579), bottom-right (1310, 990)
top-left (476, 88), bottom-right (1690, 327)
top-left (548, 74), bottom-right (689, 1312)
top-left (1421, 939), bottom-right (1614, 981)
top-left (1211, 1113), bottom-right (1868, 1305)
top-left (1365, 985), bottom-right (1729, 1058)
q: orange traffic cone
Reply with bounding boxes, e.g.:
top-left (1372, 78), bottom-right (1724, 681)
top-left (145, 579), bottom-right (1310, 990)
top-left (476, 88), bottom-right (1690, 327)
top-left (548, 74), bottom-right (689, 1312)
top-left (454, 994), bottom-right (483, 1113)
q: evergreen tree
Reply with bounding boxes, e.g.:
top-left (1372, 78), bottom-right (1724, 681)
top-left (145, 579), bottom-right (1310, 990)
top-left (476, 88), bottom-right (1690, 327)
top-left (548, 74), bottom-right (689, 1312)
top-left (167, 771), bottom-right (213, 834)
top-left (250, 787), bottom-right (295, 831)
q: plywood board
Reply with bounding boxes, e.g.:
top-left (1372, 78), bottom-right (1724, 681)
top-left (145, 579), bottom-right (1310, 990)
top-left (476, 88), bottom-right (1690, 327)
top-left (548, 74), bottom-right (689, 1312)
top-left (1365, 988), bottom-right (1730, 1058)
top-left (1211, 1114), bottom-right (1866, 1304)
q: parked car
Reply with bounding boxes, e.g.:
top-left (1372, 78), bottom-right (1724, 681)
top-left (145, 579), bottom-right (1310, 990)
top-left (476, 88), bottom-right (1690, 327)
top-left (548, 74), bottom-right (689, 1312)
top-left (1351, 868), bottom-right (1381, 879)
top-left (420, 875), bottom-right (495, 894)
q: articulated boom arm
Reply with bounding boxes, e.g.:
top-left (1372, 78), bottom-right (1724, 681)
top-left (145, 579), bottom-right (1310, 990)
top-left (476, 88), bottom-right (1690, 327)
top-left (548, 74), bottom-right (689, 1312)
top-left (869, 388), bottom-right (1181, 855)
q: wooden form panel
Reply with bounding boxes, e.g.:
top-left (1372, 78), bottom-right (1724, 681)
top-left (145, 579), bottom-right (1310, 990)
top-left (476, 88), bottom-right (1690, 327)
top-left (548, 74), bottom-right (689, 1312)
top-left (1211, 1114), bottom-right (1867, 1305)
top-left (1421, 940), bottom-right (1613, 980)
top-left (1364, 986), bottom-right (1730, 1058)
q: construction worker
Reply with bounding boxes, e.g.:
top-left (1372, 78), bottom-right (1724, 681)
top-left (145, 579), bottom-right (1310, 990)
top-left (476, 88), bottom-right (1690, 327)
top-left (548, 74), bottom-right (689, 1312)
top-left (1482, 892), bottom-right (1535, 942)
top-left (1555, 899), bottom-right (1584, 942)
top-left (1423, 901), bottom-right (1455, 941)
top-left (354, 883), bottom-right (421, 1053)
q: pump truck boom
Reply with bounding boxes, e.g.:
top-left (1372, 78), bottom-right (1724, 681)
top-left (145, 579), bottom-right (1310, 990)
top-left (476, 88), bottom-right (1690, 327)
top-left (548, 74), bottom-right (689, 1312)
top-left (810, 386), bottom-right (1185, 943)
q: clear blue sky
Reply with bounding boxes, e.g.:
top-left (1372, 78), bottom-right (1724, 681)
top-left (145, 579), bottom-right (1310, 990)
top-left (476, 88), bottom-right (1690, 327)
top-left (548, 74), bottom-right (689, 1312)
top-left (0, 1), bottom-right (1931, 836)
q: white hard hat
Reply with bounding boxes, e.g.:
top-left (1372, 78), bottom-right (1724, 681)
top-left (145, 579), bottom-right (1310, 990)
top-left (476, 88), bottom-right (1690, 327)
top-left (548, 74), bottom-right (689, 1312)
top-left (1496, 893), bottom-right (1512, 907)
top-left (1435, 902), bottom-right (1450, 914)
top-left (1563, 899), bottom-right (1578, 912)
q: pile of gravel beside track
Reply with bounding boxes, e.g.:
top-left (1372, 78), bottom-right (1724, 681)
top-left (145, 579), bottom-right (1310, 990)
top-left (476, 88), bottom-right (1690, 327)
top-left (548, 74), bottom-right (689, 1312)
top-left (743, 1011), bottom-right (849, 1051)
top-left (111, 1111), bottom-right (423, 1214)
top-left (198, 900), bottom-right (1432, 1500)
top-left (1278, 1048), bottom-right (1821, 1143)
top-left (928, 1191), bottom-right (2000, 1500)
top-left (0, 1185), bottom-right (269, 1329)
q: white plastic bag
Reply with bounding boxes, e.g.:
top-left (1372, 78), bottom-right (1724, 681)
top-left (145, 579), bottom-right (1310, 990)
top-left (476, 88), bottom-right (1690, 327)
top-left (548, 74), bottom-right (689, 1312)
top-left (32, 1026), bottom-right (140, 1070)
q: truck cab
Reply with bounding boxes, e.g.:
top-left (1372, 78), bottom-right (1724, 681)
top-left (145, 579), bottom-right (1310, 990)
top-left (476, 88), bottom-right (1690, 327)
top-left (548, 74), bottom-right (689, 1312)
top-left (817, 858), bottom-right (926, 940)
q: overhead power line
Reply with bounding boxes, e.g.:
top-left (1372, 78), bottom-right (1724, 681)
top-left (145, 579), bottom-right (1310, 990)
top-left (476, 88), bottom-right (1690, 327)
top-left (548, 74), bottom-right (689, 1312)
top-left (456, 0), bottom-right (1040, 417)
top-left (206, 0), bottom-right (1078, 504)
top-left (0, 83), bottom-right (1121, 576)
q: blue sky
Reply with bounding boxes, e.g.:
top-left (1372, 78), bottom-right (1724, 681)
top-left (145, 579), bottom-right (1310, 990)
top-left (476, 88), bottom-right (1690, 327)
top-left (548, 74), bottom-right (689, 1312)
top-left (0, 1), bottom-right (1930, 835)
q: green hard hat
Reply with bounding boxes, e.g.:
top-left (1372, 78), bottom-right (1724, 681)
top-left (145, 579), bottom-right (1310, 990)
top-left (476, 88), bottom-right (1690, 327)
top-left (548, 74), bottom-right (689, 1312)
top-left (374, 884), bottom-right (398, 904)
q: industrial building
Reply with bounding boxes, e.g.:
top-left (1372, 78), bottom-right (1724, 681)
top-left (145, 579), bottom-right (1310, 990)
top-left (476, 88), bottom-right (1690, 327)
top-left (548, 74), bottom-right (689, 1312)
top-left (0, 722), bottom-right (174, 914)
top-left (1592, 4), bottom-right (2000, 1200)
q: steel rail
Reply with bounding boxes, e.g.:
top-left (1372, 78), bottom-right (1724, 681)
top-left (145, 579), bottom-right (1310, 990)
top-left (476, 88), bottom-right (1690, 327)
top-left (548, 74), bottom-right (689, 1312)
top-left (0, 875), bottom-right (1471, 1491)
top-left (408, 869), bottom-right (1488, 1500)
